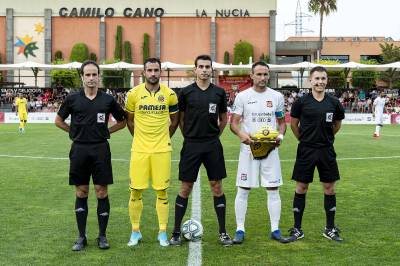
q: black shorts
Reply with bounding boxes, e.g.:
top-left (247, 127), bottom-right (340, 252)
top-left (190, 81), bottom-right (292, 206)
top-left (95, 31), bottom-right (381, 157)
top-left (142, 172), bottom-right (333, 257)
top-left (292, 144), bottom-right (340, 184)
top-left (179, 139), bottom-right (227, 182)
top-left (69, 141), bottom-right (113, 186)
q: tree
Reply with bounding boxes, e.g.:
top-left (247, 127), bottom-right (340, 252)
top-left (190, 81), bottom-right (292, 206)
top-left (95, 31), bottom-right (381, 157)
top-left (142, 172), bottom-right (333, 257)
top-left (314, 59), bottom-right (346, 89)
top-left (259, 53), bottom-right (270, 63)
top-left (232, 40), bottom-right (254, 76)
top-left (233, 40), bottom-right (254, 65)
top-left (308, 0), bottom-right (337, 60)
top-left (102, 59), bottom-right (125, 89)
top-left (114, 25), bottom-right (123, 61)
top-left (142, 33), bottom-right (150, 63)
top-left (54, 50), bottom-right (63, 61)
top-left (379, 42), bottom-right (400, 88)
top-left (124, 41), bottom-right (133, 63)
top-left (50, 60), bottom-right (81, 88)
top-left (223, 51), bottom-right (230, 75)
top-left (351, 60), bottom-right (378, 89)
top-left (380, 42), bottom-right (400, 63)
top-left (224, 51), bottom-right (230, 64)
top-left (69, 43), bottom-right (89, 62)
top-left (123, 41), bottom-right (133, 88)
top-left (89, 53), bottom-right (97, 62)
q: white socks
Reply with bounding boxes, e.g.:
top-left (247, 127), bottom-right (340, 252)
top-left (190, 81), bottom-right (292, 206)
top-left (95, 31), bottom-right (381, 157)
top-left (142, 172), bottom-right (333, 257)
top-left (235, 187), bottom-right (250, 232)
top-left (235, 187), bottom-right (282, 232)
top-left (266, 189), bottom-right (281, 232)
top-left (375, 125), bottom-right (381, 135)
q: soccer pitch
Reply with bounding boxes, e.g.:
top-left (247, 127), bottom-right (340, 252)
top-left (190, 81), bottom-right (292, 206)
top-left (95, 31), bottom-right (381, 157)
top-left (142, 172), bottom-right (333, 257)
top-left (0, 124), bottom-right (399, 265)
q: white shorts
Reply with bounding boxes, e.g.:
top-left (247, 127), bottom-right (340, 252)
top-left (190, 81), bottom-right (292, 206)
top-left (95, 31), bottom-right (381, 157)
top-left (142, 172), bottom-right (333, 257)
top-left (236, 144), bottom-right (283, 188)
top-left (375, 113), bottom-right (383, 125)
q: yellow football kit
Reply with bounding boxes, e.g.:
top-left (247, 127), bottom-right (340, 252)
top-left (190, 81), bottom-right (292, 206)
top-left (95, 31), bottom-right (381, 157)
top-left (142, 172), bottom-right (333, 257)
top-left (15, 97), bottom-right (28, 131)
top-left (125, 83), bottom-right (178, 232)
top-left (125, 82), bottom-right (178, 189)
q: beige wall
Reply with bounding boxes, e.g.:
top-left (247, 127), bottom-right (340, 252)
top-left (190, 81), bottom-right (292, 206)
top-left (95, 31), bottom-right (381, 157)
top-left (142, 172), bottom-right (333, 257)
top-left (0, 17), bottom-right (5, 62)
top-left (52, 17), bottom-right (99, 61)
top-left (161, 17), bottom-right (210, 63)
top-left (216, 17), bottom-right (269, 63)
top-left (322, 41), bottom-right (400, 61)
top-left (287, 37), bottom-right (400, 62)
top-left (51, 16), bottom-right (271, 64)
top-left (0, 0), bottom-right (276, 17)
top-left (105, 18), bottom-right (155, 63)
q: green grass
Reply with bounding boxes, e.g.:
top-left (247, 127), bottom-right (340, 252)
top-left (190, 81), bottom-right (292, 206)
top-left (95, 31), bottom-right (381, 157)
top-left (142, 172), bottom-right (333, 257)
top-left (0, 124), bottom-right (399, 265)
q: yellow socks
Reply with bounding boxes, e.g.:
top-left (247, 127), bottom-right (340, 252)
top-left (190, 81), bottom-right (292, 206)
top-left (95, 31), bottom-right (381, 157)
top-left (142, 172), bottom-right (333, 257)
top-left (156, 189), bottom-right (169, 232)
top-left (129, 189), bottom-right (143, 231)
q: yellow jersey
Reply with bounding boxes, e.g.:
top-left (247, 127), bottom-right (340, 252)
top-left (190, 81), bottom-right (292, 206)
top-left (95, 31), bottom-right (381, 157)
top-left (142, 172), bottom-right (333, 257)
top-left (15, 97), bottom-right (27, 113)
top-left (125, 83), bottom-right (178, 153)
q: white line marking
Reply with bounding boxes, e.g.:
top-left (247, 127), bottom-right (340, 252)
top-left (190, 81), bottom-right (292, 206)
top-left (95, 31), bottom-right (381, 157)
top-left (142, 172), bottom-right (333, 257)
top-left (1, 154), bottom-right (400, 163)
top-left (188, 172), bottom-right (202, 266)
top-left (340, 133), bottom-right (400, 137)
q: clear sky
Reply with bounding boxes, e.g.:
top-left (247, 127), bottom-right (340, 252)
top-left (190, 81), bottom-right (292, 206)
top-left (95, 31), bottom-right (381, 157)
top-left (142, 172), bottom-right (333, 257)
top-left (276, 0), bottom-right (400, 41)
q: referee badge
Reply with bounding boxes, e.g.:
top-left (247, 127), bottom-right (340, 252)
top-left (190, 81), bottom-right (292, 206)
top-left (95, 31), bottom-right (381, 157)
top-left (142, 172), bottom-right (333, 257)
top-left (326, 113), bottom-right (333, 122)
top-left (97, 113), bottom-right (106, 123)
top-left (209, 103), bottom-right (217, 113)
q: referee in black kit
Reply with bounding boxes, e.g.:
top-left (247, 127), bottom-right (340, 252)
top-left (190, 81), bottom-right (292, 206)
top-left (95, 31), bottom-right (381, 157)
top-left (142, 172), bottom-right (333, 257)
top-left (55, 60), bottom-right (126, 251)
top-left (169, 55), bottom-right (233, 246)
top-left (287, 66), bottom-right (345, 242)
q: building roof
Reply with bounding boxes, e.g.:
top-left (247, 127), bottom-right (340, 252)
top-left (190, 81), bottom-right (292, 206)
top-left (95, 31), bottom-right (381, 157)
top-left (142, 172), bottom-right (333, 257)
top-left (286, 36), bottom-right (396, 42)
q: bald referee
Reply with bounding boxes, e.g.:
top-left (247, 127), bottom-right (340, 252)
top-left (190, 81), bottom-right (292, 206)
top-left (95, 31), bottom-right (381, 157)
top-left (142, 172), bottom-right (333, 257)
top-left (55, 60), bottom-right (126, 251)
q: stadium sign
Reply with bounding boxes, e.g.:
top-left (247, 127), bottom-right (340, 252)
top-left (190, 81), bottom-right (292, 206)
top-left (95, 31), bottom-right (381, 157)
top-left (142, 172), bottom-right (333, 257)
top-left (342, 113), bottom-right (391, 125)
top-left (0, 88), bottom-right (42, 97)
top-left (59, 7), bottom-right (165, 18)
top-left (58, 7), bottom-right (250, 18)
top-left (196, 9), bottom-right (250, 17)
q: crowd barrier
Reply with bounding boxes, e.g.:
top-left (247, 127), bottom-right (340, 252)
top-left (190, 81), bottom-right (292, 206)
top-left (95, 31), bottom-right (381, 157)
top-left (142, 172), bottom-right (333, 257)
top-left (0, 112), bottom-right (399, 125)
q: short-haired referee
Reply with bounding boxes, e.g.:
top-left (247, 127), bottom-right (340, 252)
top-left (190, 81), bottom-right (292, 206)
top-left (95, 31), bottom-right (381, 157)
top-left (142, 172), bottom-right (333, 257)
top-left (55, 60), bottom-right (126, 251)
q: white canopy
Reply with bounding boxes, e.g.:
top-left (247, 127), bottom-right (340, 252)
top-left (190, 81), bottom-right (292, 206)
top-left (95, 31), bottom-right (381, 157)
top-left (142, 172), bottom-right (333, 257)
top-left (100, 61), bottom-right (143, 70)
top-left (0, 61), bottom-right (52, 70)
top-left (161, 62), bottom-right (194, 71)
top-left (51, 61), bottom-right (82, 70)
top-left (0, 60), bottom-right (398, 72)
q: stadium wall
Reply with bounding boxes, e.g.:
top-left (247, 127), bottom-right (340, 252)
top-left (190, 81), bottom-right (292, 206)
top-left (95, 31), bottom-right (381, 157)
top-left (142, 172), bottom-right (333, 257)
top-left (0, 0), bottom-right (275, 65)
top-left (104, 17), bottom-right (155, 62)
top-left (52, 17), bottom-right (100, 61)
top-left (160, 17), bottom-right (211, 64)
top-left (216, 17), bottom-right (269, 63)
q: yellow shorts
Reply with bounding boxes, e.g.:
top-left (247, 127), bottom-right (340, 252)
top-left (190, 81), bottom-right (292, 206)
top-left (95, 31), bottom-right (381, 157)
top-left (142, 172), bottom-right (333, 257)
top-left (18, 112), bottom-right (27, 121)
top-left (129, 151), bottom-right (171, 190)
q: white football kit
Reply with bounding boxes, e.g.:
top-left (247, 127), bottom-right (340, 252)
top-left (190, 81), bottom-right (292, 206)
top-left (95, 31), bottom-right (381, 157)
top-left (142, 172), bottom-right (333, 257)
top-left (232, 87), bottom-right (285, 188)
top-left (373, 96), bottom-right (386, 125)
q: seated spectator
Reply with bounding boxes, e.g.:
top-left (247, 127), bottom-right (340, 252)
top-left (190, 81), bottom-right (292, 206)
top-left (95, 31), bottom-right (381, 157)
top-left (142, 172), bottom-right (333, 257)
top-left (36, 98), bottom-right (42, 110)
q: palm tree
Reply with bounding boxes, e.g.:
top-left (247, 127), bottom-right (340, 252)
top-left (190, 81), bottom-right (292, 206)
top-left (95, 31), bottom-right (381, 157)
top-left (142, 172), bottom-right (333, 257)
top-left (308, 0), bottom-right (337, 60)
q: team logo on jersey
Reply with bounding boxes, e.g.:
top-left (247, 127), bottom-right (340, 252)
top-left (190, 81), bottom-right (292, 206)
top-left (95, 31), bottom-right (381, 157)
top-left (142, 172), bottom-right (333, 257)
top-left (241, 173), bottom-right (247, 181)
top-left (157, 95), bottom-right (165, 103)
top-left (266, 101), bottom-right (273, 107)
top-left (97, 113), bottom-right (106, 123)
top-left (209, 103), bottom-right (217, 113)
top-left (326, 113), bottom-right (333, 122)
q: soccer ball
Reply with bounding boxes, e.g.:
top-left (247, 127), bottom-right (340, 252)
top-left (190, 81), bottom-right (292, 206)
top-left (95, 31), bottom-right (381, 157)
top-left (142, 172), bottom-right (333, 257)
top-left (181, 219), bottom-right (203, 241)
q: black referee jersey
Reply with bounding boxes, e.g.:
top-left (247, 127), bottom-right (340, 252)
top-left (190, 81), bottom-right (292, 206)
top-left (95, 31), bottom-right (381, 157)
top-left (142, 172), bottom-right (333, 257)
top-left (178, 82), bottom-right (227, 141)
top-left (58, 90), bottom-right (125, 143)
top-left (290, 93), bottom-right (345, 148)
